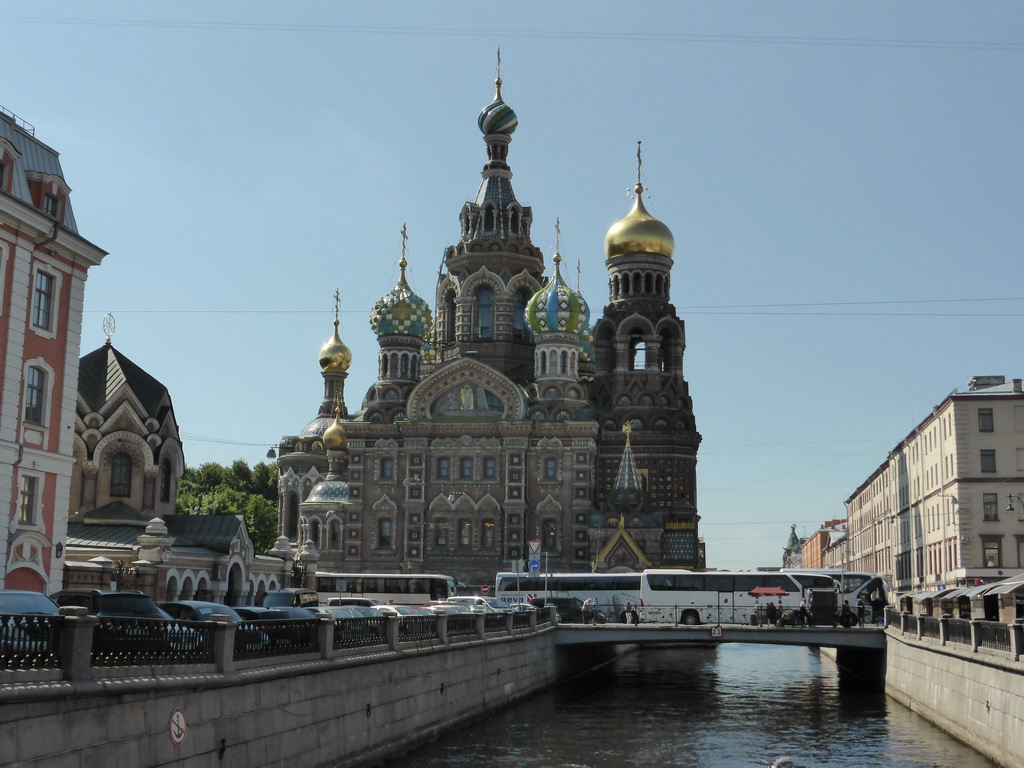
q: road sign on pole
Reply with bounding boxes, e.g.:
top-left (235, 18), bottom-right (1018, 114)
top-left (528, 540), bottom-right (541, 555)
top-left (528, 559), bottom-right (540, 572)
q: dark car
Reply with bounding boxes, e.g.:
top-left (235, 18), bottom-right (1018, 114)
top-left (160, 601), bottom-right (270, 651)
top-left (51, 589), bottom-right (173, 656)
top-left (529, 596), bottom-right (586, 623)
top-left (50, 589), bottom-right (170, 619)
top-left (262, 589), bottom-right (319, 610)
top-left (233, 606), bottom-right (290, 620)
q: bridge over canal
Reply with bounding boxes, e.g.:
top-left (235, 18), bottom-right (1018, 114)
top-left (554, 623), bottom-right (887, 650)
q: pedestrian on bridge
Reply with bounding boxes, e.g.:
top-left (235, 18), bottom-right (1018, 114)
top-left (766, 601), bottom-right (778, 626)
top-left (856, 599), bottom-right (865, 627)
top-left (798, 599), bottom-right (809, 627)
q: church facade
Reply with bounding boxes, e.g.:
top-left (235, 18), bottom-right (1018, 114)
top-left (277, 76), bottom-right (703, 585)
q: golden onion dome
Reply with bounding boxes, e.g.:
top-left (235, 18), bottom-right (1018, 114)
top-left (318, 321), bottom-right (352, 373)
top-left (604, 183), bottom-right (675, 260)
top-left (323, 416), bottom-right (348, 452)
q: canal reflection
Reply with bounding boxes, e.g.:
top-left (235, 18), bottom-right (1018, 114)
top-left (382, 644), bottom-right (995, 768)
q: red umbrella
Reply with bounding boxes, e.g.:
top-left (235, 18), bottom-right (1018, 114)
top-left (748, 586), bottom-right (789, 598)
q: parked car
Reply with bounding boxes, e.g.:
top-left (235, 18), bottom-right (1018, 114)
top-left (425, 601), bottom-right (479, 615)
top-left (233, 606), bottom-right (290, 620)
top-left (50, 589), bottom-right (170, 619)
top-left (325, 597), bottom-right (379, 608)
top-left (262, 589), bottom-right (319, 610)
top-left (159, 601), bottom-right (271, 651)
top-left (372, 605), bottom-right (431, 618)
top-left (529, 596), bottom-right (586, 623)
top-left (322, 605), bottom-right (381, 619)
top-left (50, 589), bottom-right (173, 654)
top-left (445, 596), bottom-right (511, 614)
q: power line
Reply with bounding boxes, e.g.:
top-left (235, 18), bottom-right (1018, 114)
top-left (2, 17), bottom-right (1023, 52)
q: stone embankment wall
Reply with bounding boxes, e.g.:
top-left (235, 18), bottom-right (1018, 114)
top-left (1, 630), bottom-right (564, 768)
top-left (885, 628), bottom-right (1024, 768)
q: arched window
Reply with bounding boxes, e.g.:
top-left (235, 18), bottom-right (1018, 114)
top-left (160, 461), bottom-right (172, 503)
top-left (544, 458), bottom-right (558, 480)
top-left (459, 520), bottom-right (472, 547)
top-left (560, 350), bottom-right (568, 374)
top-left (630, 331), bottom-right (646, 371)
top-left (477, 288), bottom-right (493, 339)
top-left (329, 522), bottom-right (342, 550)
top-left (513, 292), bottom-right (528, 340)
top-left (400, 354), bottom-right (409, 377)
top-left (483, 520), bottom-right (496, 548)
top-left (483, 207), bottom-right (495, 232)
top-left (111, 452), bottom-right (132, 497)
top-left (378, 518), bottom-right (393, 548)
top-left (286, 495), bottom-right (299, 539)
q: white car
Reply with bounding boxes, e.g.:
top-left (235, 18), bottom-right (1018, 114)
top-left (445, 596), bottom-right (511, 614)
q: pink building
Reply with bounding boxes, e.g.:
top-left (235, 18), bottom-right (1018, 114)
top-left (1, 107), bottom-right (107, 591)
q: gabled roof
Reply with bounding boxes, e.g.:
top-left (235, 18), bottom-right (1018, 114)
top-left (78, 342), bottom-right (169, 417)
top-left (82, 501), bottom-right (150, 524)
top-left (65, 523), bottom-right (139, 549)
top-left (165, 515), bottom-right (243, 555)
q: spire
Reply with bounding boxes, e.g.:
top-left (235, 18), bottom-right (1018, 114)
top-left (613, 423), bottom-right (642, 490)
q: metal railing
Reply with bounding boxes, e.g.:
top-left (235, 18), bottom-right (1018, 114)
top-left (332, 617), bottom-right (386, 650)
top-left (0, 614), bottom-right (63, 670)
top-left (975, 621), bottom-right (1011, 653)
top-left (947, 618), bottom-right (973, 645)
top-left (920, 616), bottom-right (942, 640)
top-left (0, 609), bottom-right (552, 680)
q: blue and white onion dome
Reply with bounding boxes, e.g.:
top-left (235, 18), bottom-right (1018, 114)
top-left (477, 75), bottom-right (518, 136)
top-left (526, 253), bottom-right (590, 335)
top-left (369, 255), bottom-right (433, 339)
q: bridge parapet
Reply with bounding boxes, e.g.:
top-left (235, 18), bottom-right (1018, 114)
top-left (885, 609), bottom-right (1024, 661)
top-left (0, 607), bottom-right (551, 688)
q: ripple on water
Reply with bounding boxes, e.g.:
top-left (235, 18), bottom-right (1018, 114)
top-left (379, 645), bottom-right (996, 768)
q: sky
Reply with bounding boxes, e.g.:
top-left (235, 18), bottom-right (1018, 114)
top-left (3, 2), bottom-right (1022, 571)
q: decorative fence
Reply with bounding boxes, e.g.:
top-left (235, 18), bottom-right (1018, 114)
top-left (887, 611), bottom-right (1023, 661)
top-left (0, 608), bottom-right (552, 681)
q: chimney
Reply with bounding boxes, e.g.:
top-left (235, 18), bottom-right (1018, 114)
top-left (968, 375), bottom-right (1006, 392)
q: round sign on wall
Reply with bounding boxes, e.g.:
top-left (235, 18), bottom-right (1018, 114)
top-left (169, 709), bottom-right (187, 746)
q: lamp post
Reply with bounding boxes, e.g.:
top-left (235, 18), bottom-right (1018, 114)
top-left (1006, 494), bottom-right (1024, 521)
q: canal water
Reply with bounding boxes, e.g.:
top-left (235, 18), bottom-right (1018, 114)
top-left (381, 644), bottom-right (994, 768)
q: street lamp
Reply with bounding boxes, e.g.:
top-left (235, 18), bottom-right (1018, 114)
top-left (1006, 494), bottom-right (1024, 521)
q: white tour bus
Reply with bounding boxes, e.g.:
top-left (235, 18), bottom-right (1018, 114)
top-left (639, 569), bottom-right (812, 625)
top-left (782, 569), bottom-right (890, 622)
top-left (314, 572), bottom-right (457, 606)
top-left (494, 571), bottom-right (642, 618)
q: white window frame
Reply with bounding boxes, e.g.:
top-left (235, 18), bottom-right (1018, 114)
top-left (21, 358), bottom-right (55, 432)
top-left (18, 473), bottom-right (43, 528)
top-left (29, 263), bottom-right (62, 340)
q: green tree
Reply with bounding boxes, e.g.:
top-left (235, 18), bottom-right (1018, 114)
top-left (177, 460), bottom-right (279, 552)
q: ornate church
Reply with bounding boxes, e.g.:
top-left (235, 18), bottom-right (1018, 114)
top-left (276, 73), bottom-right (704, 585)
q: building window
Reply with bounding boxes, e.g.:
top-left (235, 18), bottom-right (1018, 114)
top-left (460, 457), bottom-right (473, 479)
top-left (978, 408), bottom-right (994, 432)
top-left (32, 272), bottom-right (54, 330)
top-left (983, 493), bottom-right (999, 521)
top-left (982, 538), bottom-right (1002, 568)
top-left (483, 521), bottom-right (495, 547)
top-left (980, 449), bottom-right (997, 473)
top-left (18, 476), bottom-right (38, 525)
top-left (542, 521), bottom-right (557, 551)
top-left (43, 194), bottom-right (59, 218)
top-left (160, 461), bottom-right (172, 502)
top-left (513, 292), bottom-right (529, 340)
top-left (436, 524), bottom-right (447, 546)
top-left (483, 457), bottom-right (497, 479)
top-left (378, 519), bottom-right (393, 548)
top-left (24, 366), bottom-right (46, 425)
top-left (111, 453), bottom-right (132, 497)
top-left (380, 458), bottom-right (395, 480)
top-left (477, 288), bottom-right (493, 339)
top-left (544, 458), bottom-right (557, 480)
top-left (459, 520), bottom-right (472, 547)
top-left (437, 457), bottom-right (450, 480)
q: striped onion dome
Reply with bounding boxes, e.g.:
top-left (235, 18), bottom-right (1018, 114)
top-left (526, 253), bottom-right (589, 335)
top-left (477, 77), bottom-right (518, 136)
top-left (369, 255), bottom-right (432, 339)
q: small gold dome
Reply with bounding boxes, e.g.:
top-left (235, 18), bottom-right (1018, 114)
top-left (604, 183), bottom-right (674, 260)
top-left (323, 416), bottom-right (348, 452)
top-left (318, 322), bottom-right (352, 373)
